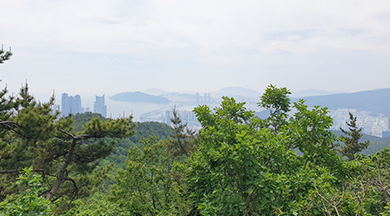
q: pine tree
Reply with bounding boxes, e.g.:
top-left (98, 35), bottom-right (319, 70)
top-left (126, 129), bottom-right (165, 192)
top-left (0, 83), bottom-right (137, 209)
top-left (0, 51), bottom-right (137, 213)
top-left (0, 45), bottom-right (12, 64)
top-left (338, 112), bottom-right (370, 160)
top-left (164, 107), bottom-right (197, 157)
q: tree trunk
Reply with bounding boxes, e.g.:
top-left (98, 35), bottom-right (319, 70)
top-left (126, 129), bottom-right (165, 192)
top-left (46, 139), bottom-right (76, 200)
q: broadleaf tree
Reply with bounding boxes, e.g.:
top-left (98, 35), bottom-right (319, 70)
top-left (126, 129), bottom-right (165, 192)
top-left (185, 85), bottom-right (357, 215)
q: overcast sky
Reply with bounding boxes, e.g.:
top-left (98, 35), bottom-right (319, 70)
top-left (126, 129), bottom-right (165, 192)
top-left (1, 0), bottom-right (390, 106)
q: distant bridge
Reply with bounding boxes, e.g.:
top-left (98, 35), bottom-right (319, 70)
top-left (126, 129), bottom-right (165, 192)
top-left (139, 104), bottom-right (188, 122)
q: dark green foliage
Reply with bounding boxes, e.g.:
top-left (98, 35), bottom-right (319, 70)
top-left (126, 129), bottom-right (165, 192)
top-left (338, 112), bottom-right (370, 160)
top-left (129, 121), bottom-right (173, 144)
top-left (102, 121), bottom-right (174, 171)
top-left (0, 45), bottom-right (12, 64)
top-left (71, 115), bottom-right (175, 194)
top-left (72, 112), bottom-right (105, 132)
top-left (0, 83), bottom-right (137, 214)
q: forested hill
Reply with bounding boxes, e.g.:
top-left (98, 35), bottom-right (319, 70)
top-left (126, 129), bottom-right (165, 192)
top-left (292, 87), bottom-right (390, 117)
top-left (110, 91), bottom-right (171, 104)
top-left (72, 113), bottom-right (173, 143)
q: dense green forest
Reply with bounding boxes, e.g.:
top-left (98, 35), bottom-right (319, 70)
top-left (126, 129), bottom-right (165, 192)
top-left (2, 54), bottom-right (390, 215)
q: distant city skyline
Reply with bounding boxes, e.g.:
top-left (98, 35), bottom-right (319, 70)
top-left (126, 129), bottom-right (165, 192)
top-left (60, 93), bottom-right (107, 118)
top-left (38, 84), bottom-right (389, 120)
top-left (61, 93), bottom-right (84, 117)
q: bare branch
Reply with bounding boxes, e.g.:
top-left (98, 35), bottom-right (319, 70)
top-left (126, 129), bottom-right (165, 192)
top-left (59, 129), bottom-right (76, 139)
top-left (64, 177), bottom-right (79, 190)
top-left (59, 129), bottom-right (92, 140)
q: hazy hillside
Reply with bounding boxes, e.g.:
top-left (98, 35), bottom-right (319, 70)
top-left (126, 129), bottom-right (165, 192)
top-left (291, 89), bottom-right (344, 98)
top-left (292, 88), bottom-right (390, 117)
top-left (110, 91), bottom-right (171, 104)
top-left (332, 130), bottom-right (390, 155)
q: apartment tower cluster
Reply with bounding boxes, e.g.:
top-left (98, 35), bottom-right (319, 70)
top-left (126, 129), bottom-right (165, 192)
top-left (196, 92), bottom-right (212, 105)
top-left (61, 93), bottom-right (107, 118)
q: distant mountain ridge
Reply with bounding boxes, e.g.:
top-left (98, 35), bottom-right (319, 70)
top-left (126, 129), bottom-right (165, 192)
top-left (292, 89), bottom-right (344, 98)
top-left (292, 87), bottom-right (390, 117)
top-left (110, 92), bottom-right (171, 104)
top-left (144, 88), bottom-right (168, 96)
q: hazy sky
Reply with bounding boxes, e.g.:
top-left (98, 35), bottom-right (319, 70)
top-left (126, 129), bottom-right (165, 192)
top-left (1, 0), bottom-right (390, 106)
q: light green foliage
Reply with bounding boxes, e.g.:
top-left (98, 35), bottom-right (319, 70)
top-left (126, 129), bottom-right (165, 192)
top-left (258, 84), bottom-right (291, 133)
top-left (186, 85), bottom-right (357, 215)
top-left (287, 100), bottom-right (350, 176)
top-left (108, 136), bottom-right (191, 215)
top-left (339, 112), bottom-right (370, 160)
top-left (0, 167), bottom-right (52, 215)
top-left (188, 96), bottom-right (296, 215)
top-left (59, 192), bottom-right (124, 216)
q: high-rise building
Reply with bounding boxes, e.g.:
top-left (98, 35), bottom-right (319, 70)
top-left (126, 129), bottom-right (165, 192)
top-left (74, 95), bottom-right (82, 114)
top-left (61, 93), bottom-right (69, 116)
top-left (204, 93), bottom-right (207, 104)
top-left (94, 95), bottom-right (107, 118)
top-left (68, 96), bottom-right (74, 114)
top-left (165, 110), bottom-right (171, 126)
top-left (196, 93), bottom-right (200, 105)
top-left (208, 93), bottom-right (211, 103)
top-left (61, 93), bottom-right (83, 116)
